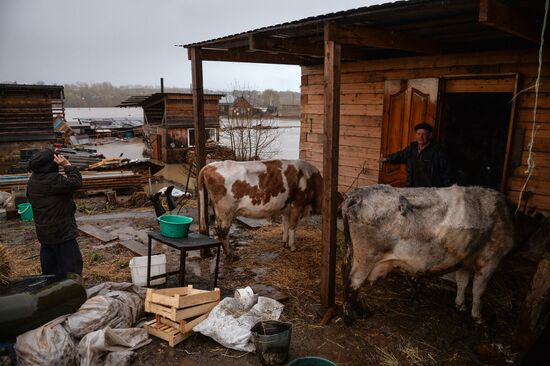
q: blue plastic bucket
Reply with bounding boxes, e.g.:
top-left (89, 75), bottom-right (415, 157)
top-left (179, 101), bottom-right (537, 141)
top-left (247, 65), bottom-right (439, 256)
top-left (17, 203), bottom-right (33, 221)
top-left (158, 215), bottom-right (192, 238)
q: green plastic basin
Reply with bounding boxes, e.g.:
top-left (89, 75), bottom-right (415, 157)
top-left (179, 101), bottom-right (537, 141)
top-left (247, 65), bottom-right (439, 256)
top-left (158, 215), bottom-right (193, 238)
top-left (287, 357), bottom-right (337, 366)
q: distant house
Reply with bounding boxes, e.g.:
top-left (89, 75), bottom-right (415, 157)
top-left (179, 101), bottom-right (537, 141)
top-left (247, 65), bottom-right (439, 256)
top-left (230, 96), bottom-right (253, 118)
top-left (0, 83), bottom-right (65, 172)
top-left (118, 92), bottom-right (223, 163)
top-left (219, 95), bottom-right (236, 115)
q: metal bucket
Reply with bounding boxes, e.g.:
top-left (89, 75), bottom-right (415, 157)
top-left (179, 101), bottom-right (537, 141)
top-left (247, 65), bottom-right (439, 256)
top-left (251, 320), bottom-right (292, 366)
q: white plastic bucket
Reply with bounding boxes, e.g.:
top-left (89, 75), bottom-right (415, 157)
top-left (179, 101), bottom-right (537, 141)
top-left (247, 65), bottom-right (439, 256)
top-left (129, 254), bottom-right (166, 286)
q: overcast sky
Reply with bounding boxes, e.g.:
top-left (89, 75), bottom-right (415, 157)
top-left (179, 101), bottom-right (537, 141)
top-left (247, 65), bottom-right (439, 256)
top-left (0, 0), bottom-right (387, 91)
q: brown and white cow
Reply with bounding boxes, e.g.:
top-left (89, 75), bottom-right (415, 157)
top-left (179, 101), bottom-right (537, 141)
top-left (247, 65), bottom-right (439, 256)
top-left (198, 159), bottom-right (324, 258)
top-left (342, 184), bottom-right (513, 323)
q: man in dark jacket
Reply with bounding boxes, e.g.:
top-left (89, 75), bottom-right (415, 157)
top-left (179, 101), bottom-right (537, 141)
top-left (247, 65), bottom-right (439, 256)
top-left (27, 149), bottom-right (83, 275)
top-left (382, 123), bottom-right (452, 187)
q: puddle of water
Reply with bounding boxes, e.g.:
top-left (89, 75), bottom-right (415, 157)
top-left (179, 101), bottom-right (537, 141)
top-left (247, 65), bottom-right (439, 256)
top-left (251, 267), bottom-right (268, 280)
top-left (105, 226), bottom-right (149, 243)
top-left (186, 259), bottom-right (202, 277)
top-left (257, 252), bottom-right (279, 262)
top-left (76, 211), bottom-right (155, 221)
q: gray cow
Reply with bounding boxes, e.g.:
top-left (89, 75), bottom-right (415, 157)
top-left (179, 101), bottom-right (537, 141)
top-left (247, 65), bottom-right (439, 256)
top-left (342, 184), bottom-right (513, 323)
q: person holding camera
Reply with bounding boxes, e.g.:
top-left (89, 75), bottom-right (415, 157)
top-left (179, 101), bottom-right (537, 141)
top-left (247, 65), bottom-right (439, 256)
top-left (27, 149), bottom-right (83, 276)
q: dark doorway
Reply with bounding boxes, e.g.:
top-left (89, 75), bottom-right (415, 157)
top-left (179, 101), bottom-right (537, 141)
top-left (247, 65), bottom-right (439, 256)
top-left (440, 92), bottom-right (512, 190)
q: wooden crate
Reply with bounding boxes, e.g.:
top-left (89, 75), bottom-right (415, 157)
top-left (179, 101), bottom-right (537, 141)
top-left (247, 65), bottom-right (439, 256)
top-left (147, 299), bottom-right (218, 322)
top-left (146, 285), bottom-right (220, 309)
top-left (144, 286), bottom-right (220, 346)
top-left (144, 318), bottom-right (193, 347)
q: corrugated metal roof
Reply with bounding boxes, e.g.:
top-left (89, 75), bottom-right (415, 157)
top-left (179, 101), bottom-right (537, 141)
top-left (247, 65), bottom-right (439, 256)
top-left (182, 0), bottom-right (422, 48)
top-left (0, 83), bottom-right (64, 96)
top-left (117, 92), bottom-right (225, 107)
top-left (180, 0), bottom-right (545, 65)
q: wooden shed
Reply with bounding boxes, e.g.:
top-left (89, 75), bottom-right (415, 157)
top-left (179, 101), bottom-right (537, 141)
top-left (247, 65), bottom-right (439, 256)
top-left (183, 0), bottom-right (549, 307)
top-left (0, 83), bottom-right (64, 171)
top-left (118, 92), bottom-right (223, 163)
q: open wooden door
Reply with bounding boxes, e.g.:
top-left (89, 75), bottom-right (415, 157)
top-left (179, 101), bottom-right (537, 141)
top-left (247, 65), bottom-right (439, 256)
top-left (379, 78), bottom-right (439, 186)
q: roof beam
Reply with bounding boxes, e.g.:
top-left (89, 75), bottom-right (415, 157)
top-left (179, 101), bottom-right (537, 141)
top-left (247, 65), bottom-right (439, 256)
top-left (187, 48), bottom-right (316, 65)
top-left (249, 34), bottom-right (323, 57)
top-left (249, 34), bottom-right (367, 60)
top-left (479, 0), bottom-right (541, 44)
top-left (325, 22), bottom-right (442, 54)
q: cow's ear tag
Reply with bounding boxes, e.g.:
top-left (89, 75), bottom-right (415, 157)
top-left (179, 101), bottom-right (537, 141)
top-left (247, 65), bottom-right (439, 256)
top-left (398, 195), bottom-right (412, 216)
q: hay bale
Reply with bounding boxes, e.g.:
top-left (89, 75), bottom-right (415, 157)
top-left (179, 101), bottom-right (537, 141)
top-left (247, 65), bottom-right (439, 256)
top-left (0, 245), bottom-right (11, 285)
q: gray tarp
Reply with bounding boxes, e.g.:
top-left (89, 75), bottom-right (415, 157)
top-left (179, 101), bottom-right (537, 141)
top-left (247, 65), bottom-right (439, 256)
top-left (15, 282), bottom-right (150, 366)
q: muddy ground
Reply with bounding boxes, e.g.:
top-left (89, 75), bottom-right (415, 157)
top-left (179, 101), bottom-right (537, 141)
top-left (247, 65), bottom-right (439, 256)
top-left (1, 194), bottom-right (539, 365)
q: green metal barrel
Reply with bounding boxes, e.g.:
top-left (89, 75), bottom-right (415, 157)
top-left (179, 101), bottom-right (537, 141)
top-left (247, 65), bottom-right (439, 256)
top-left (0, 274), bottom-right (87, 341)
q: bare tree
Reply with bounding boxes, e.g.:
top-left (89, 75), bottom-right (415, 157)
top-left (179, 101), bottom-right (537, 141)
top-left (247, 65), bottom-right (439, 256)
top-left (221, 113), bottom-right (280, 161)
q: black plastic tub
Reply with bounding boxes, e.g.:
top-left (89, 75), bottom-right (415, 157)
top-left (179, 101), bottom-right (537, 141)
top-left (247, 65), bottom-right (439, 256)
top-left (0, 274), bottom-right (86, 341)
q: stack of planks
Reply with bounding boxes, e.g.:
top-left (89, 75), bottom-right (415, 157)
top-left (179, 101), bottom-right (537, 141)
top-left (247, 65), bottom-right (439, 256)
top-left (80, 171), bottom-right (145, 191)
top-left (144, 286), bottom-right (220, 347)
top-left (0, 171), bottom-right (144, 193)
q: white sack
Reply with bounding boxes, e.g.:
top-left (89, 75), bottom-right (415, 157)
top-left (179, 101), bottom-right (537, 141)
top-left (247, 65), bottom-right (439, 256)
top-left (15, 315), bottom-right (78, 366)
top-left (78, 327), bottom-right (151, 366)
top-left (0, 191), bottom-right (12, 208)
top-left (193, 286), bottom-right (284, 352)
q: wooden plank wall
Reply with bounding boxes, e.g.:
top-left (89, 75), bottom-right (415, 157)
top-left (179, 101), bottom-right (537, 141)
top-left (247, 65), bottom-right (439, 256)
top-left (0, 94), bottom-right (55, 141)
top-left (144, 104), bottom-right (164, 125)
top-left (165, 95), bottom-right (221, 128)
top-left (300, 48), bottom-right (550, 211)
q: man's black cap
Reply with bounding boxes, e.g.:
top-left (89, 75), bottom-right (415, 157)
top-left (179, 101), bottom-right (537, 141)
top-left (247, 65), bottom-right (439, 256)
top-left (28, 149), bottom-right (58, 173)
top-left (414, 123), bottom-right (434, 133)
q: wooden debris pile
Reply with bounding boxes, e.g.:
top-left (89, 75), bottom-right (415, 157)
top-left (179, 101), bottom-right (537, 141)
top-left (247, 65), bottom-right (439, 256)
top-left (185, 143), bottom-right (235, 164)
top-left (86, 158), bottom-right (164, 176)
top-left (144, 285), bottom-right (220, 347)
top-left (88, 157), bottom-right (131, 170)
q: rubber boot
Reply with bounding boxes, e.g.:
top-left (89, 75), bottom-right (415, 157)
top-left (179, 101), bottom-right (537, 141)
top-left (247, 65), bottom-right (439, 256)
top-left (150, 192), bottom-right (166, 217)
top-left (165, 186), bottom-right (177, 212)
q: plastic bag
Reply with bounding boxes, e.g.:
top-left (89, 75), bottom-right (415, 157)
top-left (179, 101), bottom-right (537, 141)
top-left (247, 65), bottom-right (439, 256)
top-left (193, 286), bottom-right (284, 352)
top-left (15, 315), bottom-right (78, 366)
top-left (78, 327), bottom-right (151, 366)
top-left (65, 291), bottom-right (144, 338)
top-left (85, 281), bottom-right (146, 299)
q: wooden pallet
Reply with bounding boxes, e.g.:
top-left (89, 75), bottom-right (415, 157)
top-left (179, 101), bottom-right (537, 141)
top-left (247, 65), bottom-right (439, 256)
top-left (144, 318), bottom-right (193, 347)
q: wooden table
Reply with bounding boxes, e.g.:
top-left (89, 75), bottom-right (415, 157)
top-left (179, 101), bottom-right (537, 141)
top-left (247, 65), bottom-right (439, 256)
top-left (146, 231), bottom-right (222, 288)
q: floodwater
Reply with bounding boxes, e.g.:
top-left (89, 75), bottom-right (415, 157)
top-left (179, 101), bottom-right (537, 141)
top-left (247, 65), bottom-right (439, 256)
top-left (65, 107), bottom-right (143, 121)
top-left (69, 108), bottom-right (300, 160)
top-left (72, 108), bottom-right (300, 192)
top-left (219, 117), bottom-right (300, 160)
top-left (83, 139), bottom-right (146, 160)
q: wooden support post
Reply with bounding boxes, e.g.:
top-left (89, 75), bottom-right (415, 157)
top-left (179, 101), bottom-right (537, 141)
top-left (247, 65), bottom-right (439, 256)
top-left (190, 47), bottom-right (209, 235)
top-left (320, 22), bottom-right (341, 308)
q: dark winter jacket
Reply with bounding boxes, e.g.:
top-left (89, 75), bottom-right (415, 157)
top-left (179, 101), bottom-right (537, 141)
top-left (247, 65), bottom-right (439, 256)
top-left (385, 141), bottom-right (452, 188)
top-left (26, 150), bottom-right (82, 245)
